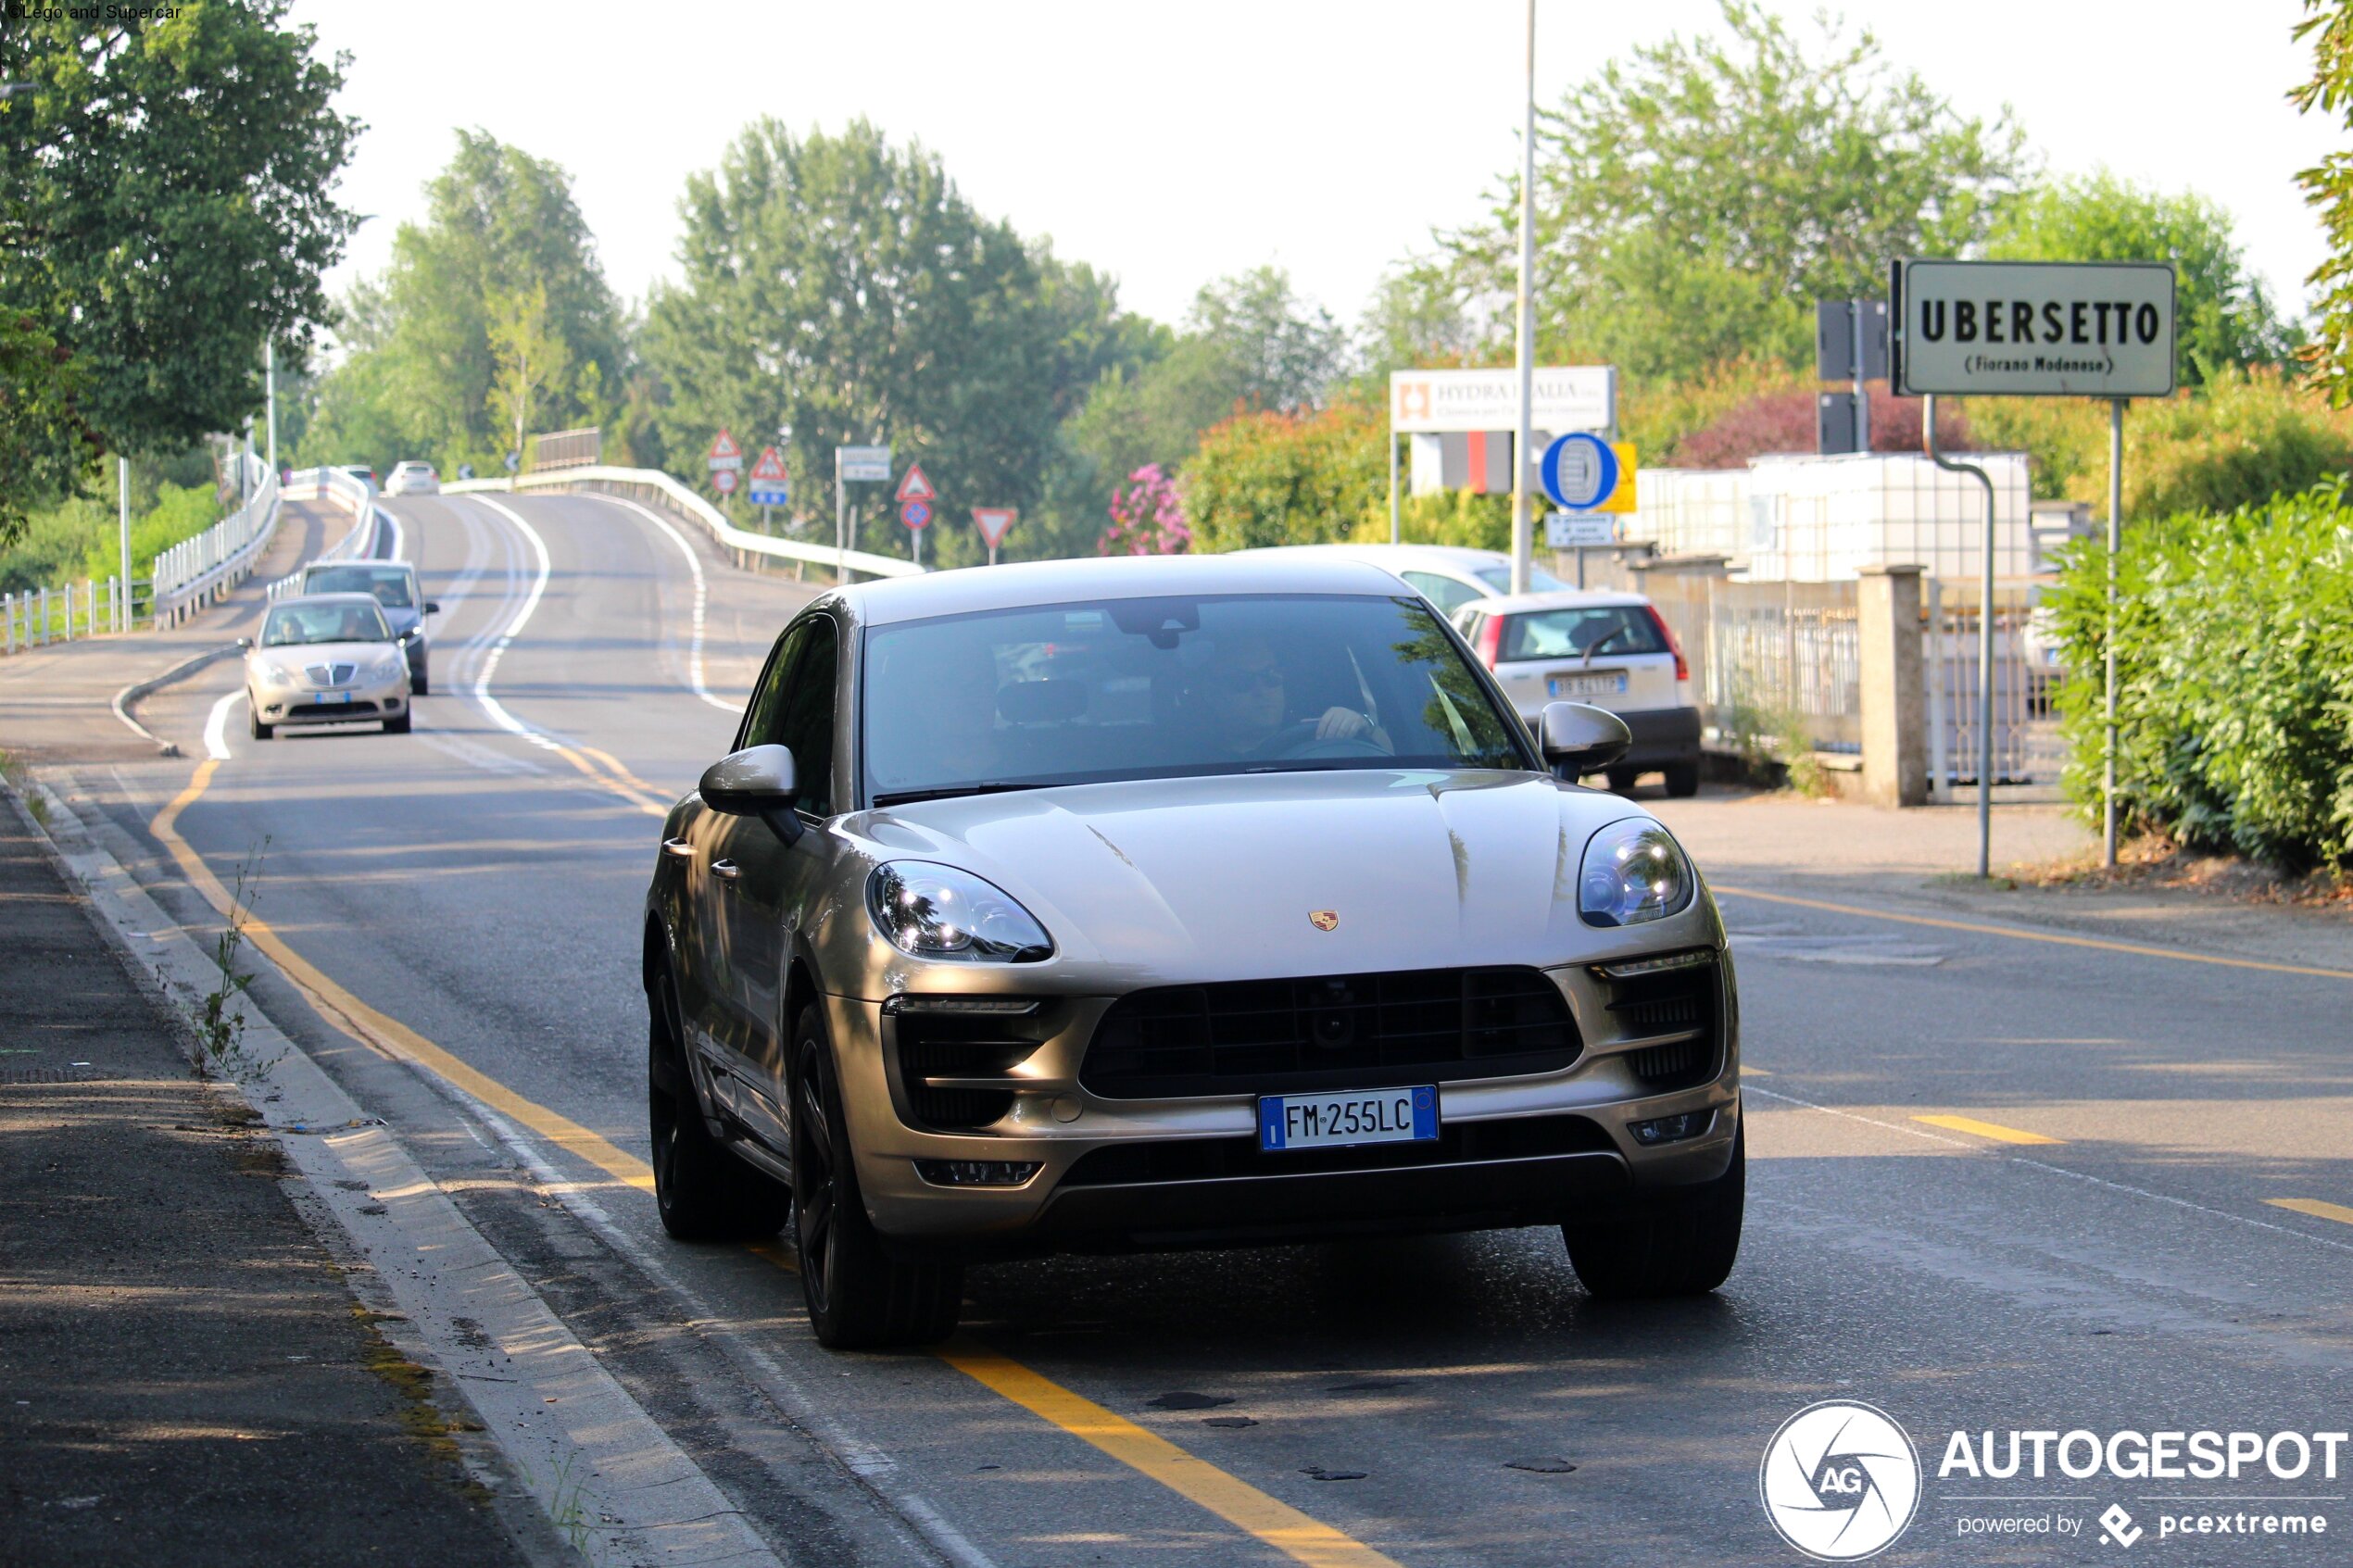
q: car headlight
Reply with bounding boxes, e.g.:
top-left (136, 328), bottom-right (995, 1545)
top-left (253, 657), bottom-right (299, 684)
top-left (1578, 818), bottom-right (1695, 927)
top-left (868, 862), bottom-right (1052, 962)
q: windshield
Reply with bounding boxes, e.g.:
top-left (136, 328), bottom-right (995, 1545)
top-left (303, 563), bottom-right (415, 608)
top-left (1474, 562), bottom-right (1572, 593)
top-left (862, 594), bottom-right (1529, 805)
top-left (1503, 604), bottom-right (1666, 661)
top-left (262, 601), bottom-right (393, 646)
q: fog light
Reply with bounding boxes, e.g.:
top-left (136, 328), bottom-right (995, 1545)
top-left (913, 1159), bottom-right (1041, 1187)
top-left (1629, 1112), bottom-right (1708, 1147)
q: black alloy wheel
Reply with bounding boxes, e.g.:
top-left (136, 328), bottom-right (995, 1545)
top-left (789, 1005), bottom-right (962, 1349)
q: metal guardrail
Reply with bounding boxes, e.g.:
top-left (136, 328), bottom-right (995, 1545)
top-left (443, 465), bottom-right (924, 581)
top-left (152, 455), bottom-right (281, 624)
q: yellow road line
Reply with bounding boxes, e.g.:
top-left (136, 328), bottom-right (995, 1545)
top-left (2267, 1198), bottom-right (2353, 1227)
top-left (1713, 883), bottom-right (2353, 982)
top-left (938, 1339), bottom-right (1407, 1568)
top-left (152, 759), bottom-right (653, 1191)
top-left (163, 756), bottom-right (1396, 1568)
top-left (1913, 1114), bottom-right (2065, 1146)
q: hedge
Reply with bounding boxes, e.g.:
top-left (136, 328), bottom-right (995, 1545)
top-left (2046, 479), bottom-right (2353, 868)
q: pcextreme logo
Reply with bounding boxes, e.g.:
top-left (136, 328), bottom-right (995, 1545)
top-left (1760, 1400), bottom-right (1923, 1561)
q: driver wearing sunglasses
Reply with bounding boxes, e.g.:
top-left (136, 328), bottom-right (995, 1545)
top-left (1197, 633), bottom-right (1390, 759)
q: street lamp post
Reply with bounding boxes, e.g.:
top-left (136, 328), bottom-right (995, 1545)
top-left (1509, 0), bottom-right (1538, 596)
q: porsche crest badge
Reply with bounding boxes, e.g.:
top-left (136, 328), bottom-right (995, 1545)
top-left (1309, 909), bottom-right (1340, 932)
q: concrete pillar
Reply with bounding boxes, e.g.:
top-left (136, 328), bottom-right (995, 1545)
top-left (1857, 564), bottom-right (1927, 808)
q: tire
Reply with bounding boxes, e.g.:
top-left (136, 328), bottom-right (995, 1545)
top-left (1564, 1122), bottom-right (1743, 1298)
top-left (1663, 761), bottom-right (1702, 798)
top-left (647, 970), bottom-right (789, 1242)
top-left (1604, 767), bottom-right (1641, 796)
top-left (411, 671), bottom-right (429, 696)
top-left (384, 711), bottom-right (411, 734)
top-left (247, 695), bottom-right (272, 742)
top-left (789, 1004), bottom-right (963, 1348)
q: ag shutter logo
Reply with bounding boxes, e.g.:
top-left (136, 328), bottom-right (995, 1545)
top-left (1760, 1400), bottom-right (1923, 1561)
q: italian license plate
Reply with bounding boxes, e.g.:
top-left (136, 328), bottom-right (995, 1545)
top-left (314, 692), bottom-right (351, 707)
top-left (1257, 1085), bottom-right (1438, 1152)
top-left (1548, 670), bottom-right (1629, 698)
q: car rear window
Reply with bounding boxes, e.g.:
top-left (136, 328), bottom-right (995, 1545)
top-left (1502, 605), bottom-right (1665, 662)
top-left (304, 564), bottom-right (415, 608)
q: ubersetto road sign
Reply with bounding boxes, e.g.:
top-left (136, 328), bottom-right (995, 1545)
top-left (1892, 259), bottom-right (2176, 399)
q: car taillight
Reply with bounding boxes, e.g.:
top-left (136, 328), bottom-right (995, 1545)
top-left (1475, 614), bottom-right (1504, 669)
top-left (1644, 606), bottom-right (1689, 684)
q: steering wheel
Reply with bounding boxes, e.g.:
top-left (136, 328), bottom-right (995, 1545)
top-left (1258, 716), bottom-right (1390, 761)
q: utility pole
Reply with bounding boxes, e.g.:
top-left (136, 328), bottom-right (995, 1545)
top-left (265, 339), bottom-right (278, 474)
top-left (1509, 0), bottom-right (1537, 596)
top-left (118, 457), bottom-right (131, 633)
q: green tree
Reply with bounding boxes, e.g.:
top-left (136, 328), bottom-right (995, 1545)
top-left (2294, 0), bottom-right (2353, 403)
top-left (642, 119), bottom-right (1147, 568)
top-left (336, 131), bottom-right (623, 471)
top-left (1184, 397), bottom-right (1386, 554)
top-left (1445, 0), bottom-right (2025, 381)
top-left (487, 282), bottom-right (573, 470)
top-left (1986, 171), bottom-right (2296, 383)
top-left (1354, 257), bottom-right (1481, 383)
top-left (0, 3), bottom-right (359, 538)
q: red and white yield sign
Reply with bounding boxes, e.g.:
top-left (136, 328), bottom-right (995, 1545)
top-left (971, 508), bottom-right (1017, 549)
top-left (708, 429), bottom-right (743, 471)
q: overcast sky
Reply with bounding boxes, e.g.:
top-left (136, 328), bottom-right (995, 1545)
top-left (295, 0), bottom-right (2340, 335)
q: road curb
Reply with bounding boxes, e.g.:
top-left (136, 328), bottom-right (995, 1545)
top-left (2, 771), bottom-right (791, 1568)
top-left (110, 641), bottom-right (243, 757)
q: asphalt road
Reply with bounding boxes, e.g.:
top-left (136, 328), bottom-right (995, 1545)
top-left (12, 489), bottom-right (2350, 1567)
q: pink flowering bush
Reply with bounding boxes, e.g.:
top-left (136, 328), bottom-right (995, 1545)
top-left (1099, 464), bottom-right (1191, 555)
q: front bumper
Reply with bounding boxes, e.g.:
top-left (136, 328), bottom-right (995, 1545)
top-left (817, 952), bottom-right (1741, 1260)
top-left (252, 674), bottom-right (409, 726)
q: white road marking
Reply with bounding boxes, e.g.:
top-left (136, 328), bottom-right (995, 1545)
top-left (204, 687), bottom-right (241, 760)
top-left (1746, 1085), bottom-right (2353, 1255)
top-left (585, 493), bottom-right (739, 714)
top-left (461, 495), bottom-right (564, 755)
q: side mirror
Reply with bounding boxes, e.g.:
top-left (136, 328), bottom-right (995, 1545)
top-left (423, 600), bottom-right (442, 615)
top-left (1539, 701), bottom-right (1632, 775)
top-left (235, 636), bottom-right (254, 650)
top-left (698, 744), bottom-right (801, 844)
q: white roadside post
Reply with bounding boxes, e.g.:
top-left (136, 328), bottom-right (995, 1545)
top-left (1891, 257), bottom-right (2176, 879)
top-left (1509, 0), bottom-right (1537, 596)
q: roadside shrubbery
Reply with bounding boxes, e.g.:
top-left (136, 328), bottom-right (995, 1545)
top-left (2046, 480), bottom-right (2353, 868)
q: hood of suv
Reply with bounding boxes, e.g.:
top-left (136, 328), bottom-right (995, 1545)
top-left (857, 769), bottom-right (1669, 980)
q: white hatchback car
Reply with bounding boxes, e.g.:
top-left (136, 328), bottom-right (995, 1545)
top-left (1453, 591), bottom-right (1704, 797)
top-left (384, 460), bottom-right (439, 496)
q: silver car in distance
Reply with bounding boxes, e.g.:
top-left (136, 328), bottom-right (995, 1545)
top-left (643, 554), bottom-right (1741, 1349)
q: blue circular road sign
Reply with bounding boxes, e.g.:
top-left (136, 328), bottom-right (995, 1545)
top-left (1540, 432), bottom-right (1618, 511)
top-left (900, 497), bottom-right (933, 531)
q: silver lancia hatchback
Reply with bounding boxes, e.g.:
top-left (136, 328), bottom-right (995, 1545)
top-left (643, 554), bottom-right (1742, 1348)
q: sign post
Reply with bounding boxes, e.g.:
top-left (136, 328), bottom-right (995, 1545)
top-left (1893, 257), bottom-right (2176, 876)
top-left (895, 463), bottom-right (936, 570)
top-left (971, 507), bottom-right (1016, 565)
top-left (748, 445), bottom-right (789, 532)
top-left (833, 445), bottom-right (891, 583)
top-left (1539, 433), bottom-right (1637, 587)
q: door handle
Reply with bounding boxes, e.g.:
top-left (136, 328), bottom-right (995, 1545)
top-left (711, 859), bottom-right (742, 883)
top-left (662, 837), bottom-right (695, 859)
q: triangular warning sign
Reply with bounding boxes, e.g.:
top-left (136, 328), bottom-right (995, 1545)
top-left (709, 429), bottom-right (741, 461)
top-left (749, 445), bottom-right (788, 481)
top-left (894, 462), bottom-right (936, 503)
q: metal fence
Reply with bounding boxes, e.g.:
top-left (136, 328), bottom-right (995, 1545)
top-left (1, 577), bottom-right (150, 653)
top-left (1923, 578), bottom-right (2062, 790)
top-left (1642, 575), bottom-right (1863, 757)
top-left (525, 427), bottom-right (601, 470)
top-left (152, 454), bottom-right (280, 623)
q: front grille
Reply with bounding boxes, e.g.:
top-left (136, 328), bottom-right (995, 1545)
top-left (1060, 1113), bottom-right (1613, 1186)
top-left (303, 662), bottom-right (358, 687)
top-left (1079, 966), bottom-right (1581, 1098)
top-left (890, 1010), bottom-right (1051, 1132)
top-left (1603, 957), bottom-right (1720, 1091)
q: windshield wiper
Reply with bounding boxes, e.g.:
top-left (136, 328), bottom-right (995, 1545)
top-left (871, 781), bottom-right (1051, 808)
